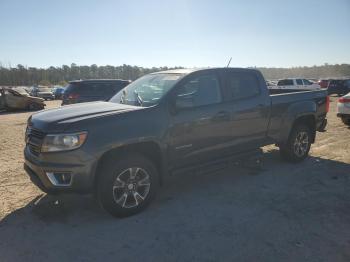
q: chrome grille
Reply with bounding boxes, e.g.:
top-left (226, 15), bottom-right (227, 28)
top-left (26, 127), bottom-right (45, 156)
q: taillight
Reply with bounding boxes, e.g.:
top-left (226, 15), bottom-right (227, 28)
top-left (68, 93), bottom-right (79, 99)
top-left (338, 97), bottom-right (350, 103)
top-left (326, 96), bottom-right (330, 112)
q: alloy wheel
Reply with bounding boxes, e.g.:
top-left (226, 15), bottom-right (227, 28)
top-left (112, 167), bottom-right (151, 208)
top-left (293, 131), bottom-right (309, 157)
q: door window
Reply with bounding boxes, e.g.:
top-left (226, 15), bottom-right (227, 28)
top-left (303, 79), bottom-right (312, 85)
top-left (175, 74), bottom-right (221, 108)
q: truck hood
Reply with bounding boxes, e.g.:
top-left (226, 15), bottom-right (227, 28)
top-left (30, 101), bottom-right (141, 132)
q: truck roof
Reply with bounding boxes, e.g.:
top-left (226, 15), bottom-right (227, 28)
top-left (151, 68), bottom-right (199, 75)
top-left (152, 67), bottom-right (260, 75)
top-left (69, 79), bottom-right (131, 84)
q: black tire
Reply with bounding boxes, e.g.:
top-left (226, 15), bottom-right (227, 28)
top-left (341, 117), bottom-right (350, 126)
top-left (279, 124), bottom-right (312, 163)
top-left (96, 153), bottom-right (159, 218)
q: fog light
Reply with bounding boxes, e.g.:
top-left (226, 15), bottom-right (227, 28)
top-left (46, 172), bottom-right (72, 186)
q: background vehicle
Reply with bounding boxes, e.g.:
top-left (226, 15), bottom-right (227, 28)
top-left (327, 79), bottom-right (350, 96)
top-left (24, 68), bottom-right (328, 217)
top-left (0, 89), bottom-right (4, 110)
top-left (269, 78), bottom-right (321, 91)
top-left (0, 87), bottom-right (45, 111)
top-left (53, 86), bottom-right (66, 99)
top-left (337, 92), bottom-right (350, 126)
top-left (318, 79), bottom-right (330, 89)
top-left (30, 86), bottom-right (55, 100)
top-left (62, 79), bottom-right (131, 105)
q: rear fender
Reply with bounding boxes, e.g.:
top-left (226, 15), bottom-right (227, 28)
top-left (279, 101), bottom-right (316, 143)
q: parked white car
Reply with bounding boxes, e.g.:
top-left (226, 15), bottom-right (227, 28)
top-left (337, 92), bottom-right (350, 126)
top-left (269, 78), bottom-right (321, 91)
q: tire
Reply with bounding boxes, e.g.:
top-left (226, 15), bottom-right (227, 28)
top-left (279, 124), bottom-right (312, 163)
top-left (96, 153), bottom-right (159, 218)
top-left (341, 117), bottom-right (350, 126)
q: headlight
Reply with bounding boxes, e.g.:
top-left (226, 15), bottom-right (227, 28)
top-left (41, 132), bottom-right (87, 152)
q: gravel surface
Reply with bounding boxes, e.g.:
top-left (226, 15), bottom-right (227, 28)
top-left (0, 98), bottom-right (349, 262)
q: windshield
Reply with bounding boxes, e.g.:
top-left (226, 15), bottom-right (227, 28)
top-left (110, 73), bottom-right (182, 106)
top-left (12, 87), bottom-right (29, 95)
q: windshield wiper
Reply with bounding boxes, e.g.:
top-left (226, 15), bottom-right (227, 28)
top-left (120, 90), bottom-right (126, 104)
top-left (134, 90), bottom-right (143, 106)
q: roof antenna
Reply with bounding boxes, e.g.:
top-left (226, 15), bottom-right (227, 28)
top-left (226, 57), bottom-right (232, 68)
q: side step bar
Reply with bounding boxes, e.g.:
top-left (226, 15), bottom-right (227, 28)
top-left (170, 148), bottom-right (263, 176)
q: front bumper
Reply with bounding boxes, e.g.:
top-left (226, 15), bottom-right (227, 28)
top-left (24, 146), bottom-right (97, 194)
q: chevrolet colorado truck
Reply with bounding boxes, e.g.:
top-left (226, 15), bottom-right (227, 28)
top-left (24, 68), bottom-right (329, 217)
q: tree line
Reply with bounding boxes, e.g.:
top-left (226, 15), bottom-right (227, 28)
top-left (0, 63), bottom-right (349, 86)
top-left (0, 63), bottom-right (182, 86)
top-left (258, 63), bottom-right (350, 80)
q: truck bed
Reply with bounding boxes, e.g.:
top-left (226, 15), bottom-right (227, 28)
top-left (267, 89), bottom-right (328, 142)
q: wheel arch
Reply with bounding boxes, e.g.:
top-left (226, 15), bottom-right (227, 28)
top-left (289, 114), bottom-right (317, 143)
top-left (94, 141), bottom-right (166, 189)
top-left (279, 100), bottom-right (317, 144)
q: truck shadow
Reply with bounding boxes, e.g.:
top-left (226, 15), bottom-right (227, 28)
top-left (1, 149), bottom-right (350, 261)
top-left (1, 149), bottom-right (350, 224)
top-left (1, 149), bottom-right (349, 223)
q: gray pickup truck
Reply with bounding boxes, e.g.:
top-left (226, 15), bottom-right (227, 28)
top-left (24, 68), bottom-right (328, 217)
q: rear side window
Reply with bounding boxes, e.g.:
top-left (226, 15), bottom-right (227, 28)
top-left (277, 79), bottom-right (294, 86)
top-left (66, 82), bottom-right (124, 95)
top-left (226, 72), bottom-right (260, 100)
top-left (296, 79), bottom-right (303, 85)
top-left (84, 83), bottom-right (113, 94)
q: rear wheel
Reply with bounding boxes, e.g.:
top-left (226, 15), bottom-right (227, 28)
top-left (341, 117), bottom-right (350, 126)
top-left (97, 153), bottom-right (159, 218)
top-left (279, 124), bottom-right (312, 163)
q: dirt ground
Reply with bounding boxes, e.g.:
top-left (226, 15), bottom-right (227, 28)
top-left (0, 98), bottom-right (349, 262)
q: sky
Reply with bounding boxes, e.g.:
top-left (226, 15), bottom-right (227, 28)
top-left (0, 0), bottom-right (349, 68)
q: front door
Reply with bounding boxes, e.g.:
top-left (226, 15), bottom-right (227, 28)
top-left (167, 72), bottom-right (230, 168)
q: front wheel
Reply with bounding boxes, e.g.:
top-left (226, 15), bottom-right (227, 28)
top-left (28, 103), bottom-right (43, 111)
top-left (97, 154), bottom-right (159, 218)
top-left (279, 124), bottom-right (312, 163)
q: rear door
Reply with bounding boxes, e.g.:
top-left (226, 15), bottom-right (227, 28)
top-left (223, 70), bottom-right (271, 152)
